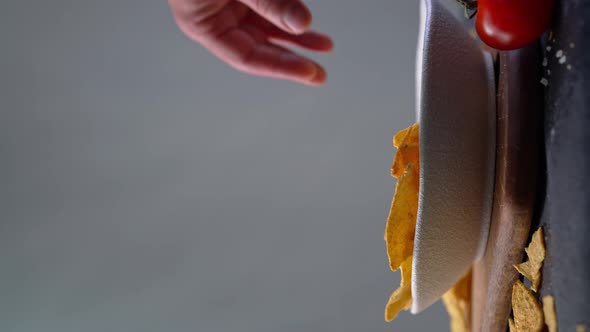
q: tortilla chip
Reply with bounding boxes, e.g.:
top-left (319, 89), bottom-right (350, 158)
top-left (577, 324), bottom-right (588, 332)
top-left (384, 123), bottom-right (419, 323)
top-left (391, 144), bottom-right (419, 178)
top-left (385, 256), bottom-right (413, 322)
top-left (542, 295), bottom-right (557, 332)
top-left (512, 280), bottom-right (544, 332)
top-left (391, 124), bottom-right (420, 178)
top-left (393, 123), bottom-right (420, 148)
top-left (442, 269), bottom-right (472, 332)
top-left (385, 162), bottom-right (419, 271)
top-left (508, 318), bottom-right (516, 332)
top-left (514, 227), bottom-right (546, 292)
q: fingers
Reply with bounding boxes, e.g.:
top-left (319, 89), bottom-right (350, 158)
top-left (243, 12), bottom-right (333, 52)
top-left (268, 30), bottom-right (333, 52)
top-left (237, 0), bottom-right (312, 34)
top-left (167, 0), bottom-right (329, 86)
top-left (209, 27), bottom-right (326, 85)
top-left (240, 43), bottom-right (327, 85)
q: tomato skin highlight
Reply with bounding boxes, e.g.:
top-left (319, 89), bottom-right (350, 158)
top-left (475, 0), bottom-right (555, 50)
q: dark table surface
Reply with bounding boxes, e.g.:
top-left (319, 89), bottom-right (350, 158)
top-left (534, 0), bottom-right (590, 329)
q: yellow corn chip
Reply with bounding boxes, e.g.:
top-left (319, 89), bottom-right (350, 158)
top-left (393, 123), bottom-right (419, 148)
top-left (385, 162), bottom-right (419, 271)
top-left (385, 256), bottom-right (413, 322)
top-left (542, 295), bottom-right (557, 332)
top-left (514, 227), bottom-right (546, 292)
top-left (391, 124), bottom-right (420, 178)
top-left (512, 280), bottom-right (544, 332)
top-left (391, 144), bottom-right (419, 178)
top-left (508, 318), bottom-right (516, 332)
top-left (577, 324), bottom-right (588, 332)
top-left (442, 269), bottom-right (472, 332)
top-left (384, 123), bottom-right (420, 324)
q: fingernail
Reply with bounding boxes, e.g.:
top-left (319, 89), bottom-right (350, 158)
top-left (310, 65), bottom-right (326, 85)
top-left (283, 4), bottom-right (309, 33)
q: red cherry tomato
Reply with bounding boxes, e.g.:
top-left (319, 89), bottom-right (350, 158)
top-left (475, 0), bottom-right (555, 50)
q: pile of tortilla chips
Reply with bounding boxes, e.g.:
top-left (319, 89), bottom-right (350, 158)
top-left (384, 123), bottom-right (472, 331)
top-left (509, 227), bottom-right (563, 332)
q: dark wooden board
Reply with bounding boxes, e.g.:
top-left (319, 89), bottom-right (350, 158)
top-left (472, 45), bottom-right (543, 332)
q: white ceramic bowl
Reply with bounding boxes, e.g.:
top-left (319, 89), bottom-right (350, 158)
top-left (411, 0), bottom-right (496, 314)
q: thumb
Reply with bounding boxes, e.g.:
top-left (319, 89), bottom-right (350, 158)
top-left (238, 0), bottom-right (312, 34)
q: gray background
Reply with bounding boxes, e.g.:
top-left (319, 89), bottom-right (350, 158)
top-left (1, 0), bottom-right (448, 331)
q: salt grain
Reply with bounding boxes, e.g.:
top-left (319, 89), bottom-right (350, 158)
top-left (567, 64), bottom-right (572, 70)
top-left (547, 70), bottom-right (551, 75)
top-left (559, 56), bottom-right (567, 64)
top-left (540, 78), bottom-right (549, 86)
top-left (569, 43), bottom-right (575, 48)
top-left (556, 50), bottom-right (564, 58)
top-left (546, 46), bottom-right (552, 52)
top-left (542, 58), bottom-right (548, 67)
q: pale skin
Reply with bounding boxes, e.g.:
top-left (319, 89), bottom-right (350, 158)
top-left (168, 0), bottom-right (333, 86)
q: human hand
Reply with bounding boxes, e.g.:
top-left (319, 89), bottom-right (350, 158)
top-left (168, 0), bottom-right (333, 86)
